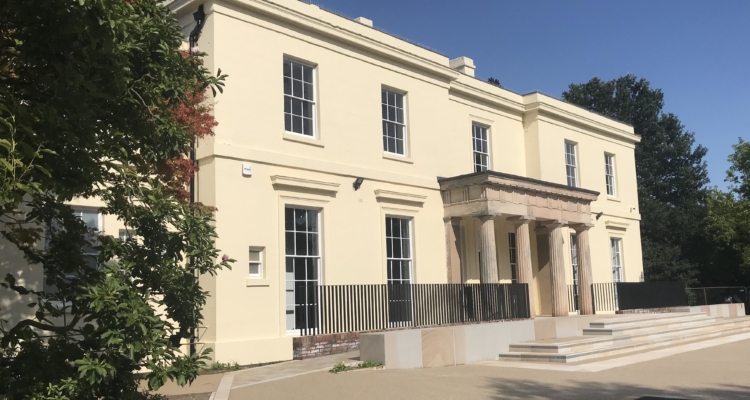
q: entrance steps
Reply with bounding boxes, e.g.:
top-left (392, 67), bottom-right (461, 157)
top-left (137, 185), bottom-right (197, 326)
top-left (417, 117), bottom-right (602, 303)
top-left (499, 313), bottom-right (750, 363)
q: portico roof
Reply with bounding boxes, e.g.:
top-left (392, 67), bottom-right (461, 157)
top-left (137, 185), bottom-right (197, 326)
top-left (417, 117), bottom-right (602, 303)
top-left (438, 171), bottom-right (599, 225)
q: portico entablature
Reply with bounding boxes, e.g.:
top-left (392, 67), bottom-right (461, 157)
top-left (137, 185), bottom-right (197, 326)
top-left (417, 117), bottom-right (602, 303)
top-left (438, 171), bottom-right (599, 224)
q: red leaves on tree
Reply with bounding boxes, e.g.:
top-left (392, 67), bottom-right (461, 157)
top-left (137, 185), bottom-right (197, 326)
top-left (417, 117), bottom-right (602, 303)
top-left (160, 84), bottom-right (217, 203)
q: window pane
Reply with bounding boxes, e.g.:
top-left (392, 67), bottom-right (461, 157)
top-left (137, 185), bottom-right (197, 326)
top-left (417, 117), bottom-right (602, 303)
top-left (285, 232), bottom-right (295, 255)
top-left (80, 210), bottom-right (99, 230)
top-left (284, 77), bottom-right (292, 95)
top-left (302, 65), bottom-right (313, 83)
top-left (283, 60), bottom-right (291, 77)
top-left (249, 263), bottom-right (260, 275)
top-left (306, 258), bottom-right (317, 279)
top-left (396, 139), bottom-right (404, 155)
top-left (249, 250), bottom-right (261, 262)
top-left (292, 79), bottom-right (302, 98)
top-left (295, 232), bottom-right (307, 255)
top-left (303, 83), bottom-right (313, 100)
top-left (307, 233), bottom-right (318, 256)
top-left (292, 63), bottom-right (302, 80)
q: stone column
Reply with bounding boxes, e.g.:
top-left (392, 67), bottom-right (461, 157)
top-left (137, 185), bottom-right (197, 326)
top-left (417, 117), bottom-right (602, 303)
top-left (509, 216), bottom-right (536, 318)
top-left (444, 217), bottom-right (462, 283)
top-left (546, 220), bottom-right (569, 317)
top-left (574, 224), bottom-right (595, 315)
top-left (476, 215), bottom-right (499, 284)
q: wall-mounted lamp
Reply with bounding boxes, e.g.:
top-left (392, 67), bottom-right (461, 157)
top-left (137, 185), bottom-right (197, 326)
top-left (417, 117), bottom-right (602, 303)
top-left (595, 212), bottom-right (604, 220)
top-left (353, 177), bottom-right (364, 191)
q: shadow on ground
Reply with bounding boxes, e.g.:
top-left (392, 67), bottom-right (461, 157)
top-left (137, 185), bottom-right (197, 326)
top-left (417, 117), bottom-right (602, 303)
top-left (487, 379), bottom-right (750, 400)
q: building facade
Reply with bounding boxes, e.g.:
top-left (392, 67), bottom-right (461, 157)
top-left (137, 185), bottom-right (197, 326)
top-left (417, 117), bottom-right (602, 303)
top-left (0, 0), bottom-right (644, 365)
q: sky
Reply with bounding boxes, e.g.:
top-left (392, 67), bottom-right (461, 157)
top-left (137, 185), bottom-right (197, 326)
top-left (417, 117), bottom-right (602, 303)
top-left (310, 0), bottom-right (749, 190)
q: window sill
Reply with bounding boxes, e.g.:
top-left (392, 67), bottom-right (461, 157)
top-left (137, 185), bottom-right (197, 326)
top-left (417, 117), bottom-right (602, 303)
top-left (382, 152), bottom-right (413, 164)
top-left (607, 196), bottom-right (621, 203)
top-left (246, 278), bottom-right (270, 287)
top-left (283, 132), bottom-right (325, 148)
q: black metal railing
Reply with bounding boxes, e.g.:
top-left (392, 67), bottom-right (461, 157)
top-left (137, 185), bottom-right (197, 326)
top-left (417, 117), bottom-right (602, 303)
top-left (686, 286), bottom-right (748, 307)
top-left (297, 283), bottom-right (530, 336)
top-left (567, 284), bottom-right (579, 313)
top-left (616, 281), bottom-right (687, 310)
top-left (592, 282), bottom-right (617, 313)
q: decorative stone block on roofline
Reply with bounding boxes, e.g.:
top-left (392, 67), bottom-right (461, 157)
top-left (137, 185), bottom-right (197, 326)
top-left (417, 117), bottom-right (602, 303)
top-left (438, 171), bottom-right (599, 225)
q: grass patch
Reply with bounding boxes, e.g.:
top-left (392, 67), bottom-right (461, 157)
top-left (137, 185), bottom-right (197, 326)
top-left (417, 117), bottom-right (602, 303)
top-left (201, 361), bottom-right (242, 374)
top-left (329, 360), bottom-right (382, 373)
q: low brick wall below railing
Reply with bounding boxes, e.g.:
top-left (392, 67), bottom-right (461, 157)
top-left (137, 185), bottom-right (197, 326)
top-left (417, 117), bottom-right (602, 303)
top-left (292, 333), bottom-right (359, 360)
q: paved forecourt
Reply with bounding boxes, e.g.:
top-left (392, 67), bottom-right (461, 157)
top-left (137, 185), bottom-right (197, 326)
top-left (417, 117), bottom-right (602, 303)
top-left (229, 336), bottom-right (750, 400)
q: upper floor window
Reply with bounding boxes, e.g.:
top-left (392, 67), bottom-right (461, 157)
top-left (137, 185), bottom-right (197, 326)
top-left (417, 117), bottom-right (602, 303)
top-left (605, 154), bottom-right (616, 197)
top-left (382, 89), bottom-right (406, 155)
top-left (249, 247), bottom-right (264, 279)
top-left (283, 59), bottom-right (316, 137)
top-left (472, 124), bottom-right (490, 172)
top-left (565, 141), bottom-right (579, 187)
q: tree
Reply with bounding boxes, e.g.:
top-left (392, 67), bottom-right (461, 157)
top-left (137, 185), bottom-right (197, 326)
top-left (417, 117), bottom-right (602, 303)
top-left (562, 75), bottom-right (709, 285)
top-left (0, 1), bottom-right (230, 399)
top-left (487, 77), bottom-right (503, 88)
top-left (703, 139), bottom-right (750, 286)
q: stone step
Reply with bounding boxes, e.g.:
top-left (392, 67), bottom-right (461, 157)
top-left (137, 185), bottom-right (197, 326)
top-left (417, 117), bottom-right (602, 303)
top-left (510, 317), bottom-right (742, 354)
top-left (584, 314), bottom-right (717, 336)
top-left (588, 312), bottom-right (706, 329)
top-left (500, 317), bottom-right (750, 363)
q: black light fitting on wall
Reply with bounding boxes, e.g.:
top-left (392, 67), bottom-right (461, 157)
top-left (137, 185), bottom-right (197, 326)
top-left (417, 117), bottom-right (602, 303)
top-left (353, 177), bottom-right (364, 191)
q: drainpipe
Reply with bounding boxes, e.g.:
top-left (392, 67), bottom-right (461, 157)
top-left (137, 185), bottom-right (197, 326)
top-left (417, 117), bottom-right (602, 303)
top-left (188, 4), bottom-right (206, 357)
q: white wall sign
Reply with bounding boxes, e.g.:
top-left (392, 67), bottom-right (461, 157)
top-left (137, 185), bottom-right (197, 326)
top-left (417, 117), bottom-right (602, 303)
top-left (242, 163), bottom-right (253, 177)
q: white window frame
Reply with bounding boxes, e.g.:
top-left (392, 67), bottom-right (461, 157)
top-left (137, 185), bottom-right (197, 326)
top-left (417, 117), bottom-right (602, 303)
top-left (507, 232), bottom-right (517, 283)
top-left (610, 238), bottom-right (624, 283)
top-left (283, 58), bottom-right (317, 138)
top-left (248, 247), bottom-right (264, 279)
top-left (385, 216), bottom-right (413, 285)
top-left (565, 141), bottom-right (579, 188)
top-left (381, 88), bottom-right (408, 156)
top-left (284, 207), bottom-right (322, 334)
top-left (472, 123), bottom-right (490, 172)
top-left (605, 153), bottom-right (617, 197)
top-left (119, 229), bottom-right (133, 241)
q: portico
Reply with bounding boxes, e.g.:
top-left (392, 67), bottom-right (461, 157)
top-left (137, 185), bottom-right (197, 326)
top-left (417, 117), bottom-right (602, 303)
top-left (440, 171), bottom-right (599, 317)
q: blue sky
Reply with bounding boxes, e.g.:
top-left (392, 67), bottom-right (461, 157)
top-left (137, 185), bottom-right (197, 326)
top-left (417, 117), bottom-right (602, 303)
top-left (311, 0), bottom-right (749, 189)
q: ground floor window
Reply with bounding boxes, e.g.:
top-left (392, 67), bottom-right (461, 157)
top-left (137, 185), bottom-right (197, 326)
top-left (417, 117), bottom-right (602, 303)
top-left (385, 217), bottom-right (412, 284)
top-left (508, 232), bottom-right (518, 283)
top-left (610, 238), bottom-right (623, 282)
top-left (285, 207), bottom-right (320, 331)
top-left (570, 233), bottom-right (579, 311)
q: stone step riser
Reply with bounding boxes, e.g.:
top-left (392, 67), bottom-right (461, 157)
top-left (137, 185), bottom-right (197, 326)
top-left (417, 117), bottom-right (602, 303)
top-left (589, 313), bottom-right (708, 329)
top-left (584, 318), bottom-right (719, 336)
top-left (510, 320), bottom-right (750, 354)
top-left (501, 323), bottom-right (750, 363)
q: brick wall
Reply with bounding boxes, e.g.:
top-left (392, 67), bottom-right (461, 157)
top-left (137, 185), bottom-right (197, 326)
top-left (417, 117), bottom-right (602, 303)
top-left (292, 332), bottom-right (359, 360)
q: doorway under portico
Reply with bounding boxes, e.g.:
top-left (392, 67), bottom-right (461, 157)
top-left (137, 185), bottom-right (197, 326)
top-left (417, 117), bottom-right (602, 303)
top-left (440, 171), bottom-right (600, 317)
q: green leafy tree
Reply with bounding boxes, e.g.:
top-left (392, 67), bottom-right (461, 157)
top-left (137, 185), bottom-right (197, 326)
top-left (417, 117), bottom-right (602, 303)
top-left (0, 1), bottom-right (231, 399)
top-left (703, 139), bottom-right (750, 286)
top-left (562, 75), bottom-right (709, 285)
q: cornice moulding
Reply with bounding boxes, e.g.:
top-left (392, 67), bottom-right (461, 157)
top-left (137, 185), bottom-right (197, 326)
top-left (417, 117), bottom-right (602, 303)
top-left (374, 189), bottom-right (427, 205)
top-left (271, 175), bottom-right (340, 193)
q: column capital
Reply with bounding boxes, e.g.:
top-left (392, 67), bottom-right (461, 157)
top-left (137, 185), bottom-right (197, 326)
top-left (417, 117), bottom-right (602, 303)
top-left (443, 216), bottom-right (462, 224)
top-left (570, 222), bottom-right (595, 232)
top-left (542, 219), bottom-right (567, 229)
top-left (473, 213), bottom-right (499, 222)
top-left (507, 215), bottom-right (535, 226)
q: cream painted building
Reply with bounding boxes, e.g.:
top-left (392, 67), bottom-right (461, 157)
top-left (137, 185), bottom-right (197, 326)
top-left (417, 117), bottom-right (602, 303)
top-left (0, 0), bottom-right (643, 365)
